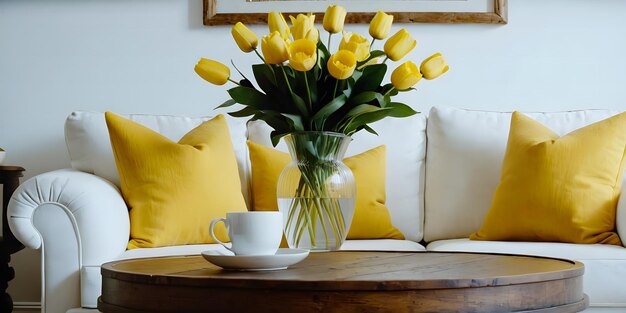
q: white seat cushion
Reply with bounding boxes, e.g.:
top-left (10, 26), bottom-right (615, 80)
top-left (115, 240), bottom-right (425, 262)
top-left (247, 114), bottom-right (427, 242)
top-left (427, 238), bottom-right (626, 307)
top-left (424, 106), bottom-right (619, 242)
top-left (115, 243), bottom-right (226, 260)
top-left (340, 239), bottom-right (425, 251)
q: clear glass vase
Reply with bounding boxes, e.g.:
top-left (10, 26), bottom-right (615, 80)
top-left (277, 132), bottom-right (356, 251)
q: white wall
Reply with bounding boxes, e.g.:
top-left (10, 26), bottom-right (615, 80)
top-left (1, 0), bottom-right (625, 306)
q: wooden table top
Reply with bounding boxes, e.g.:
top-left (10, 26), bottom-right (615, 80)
top-left (100, 251), bottom-right (587, 313)
top-left (102, 251), bottom-right (583, 289)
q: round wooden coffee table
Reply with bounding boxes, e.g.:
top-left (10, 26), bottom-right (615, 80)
top-left (98, 251), bottom-right (587, 313)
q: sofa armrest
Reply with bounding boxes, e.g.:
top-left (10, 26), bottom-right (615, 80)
top-left (8, 169), bottom-right (129, 312)
top-left (617, 173), bottom-right (626, 247)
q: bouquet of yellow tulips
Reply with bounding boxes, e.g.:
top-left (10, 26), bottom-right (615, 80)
top-left (196, 5), bottom-right (448, 251)
top-left (196, 5), bottom-right (448, 145)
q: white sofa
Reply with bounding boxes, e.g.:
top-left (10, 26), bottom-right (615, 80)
top-left (7, 106), bottom-right (626, 313)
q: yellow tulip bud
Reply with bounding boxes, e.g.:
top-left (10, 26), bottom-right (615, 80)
top-left (327, 50), bottom-right (357, 80)
top-left (290, 13), bottom-right (319, 42)
top-left (338, 32), bottom-right (371, 62)
top-left (369, 11), bottom-right (394, 40)
top-left (391, 61), bottom-right (422, 90)
top-left (383, 29), bottom-right (416, 61)
top-left (268, 11), bottom-right (290, 40)
top-left (289, 39), bottom-right (317, 72)
top-left (420, 53), bottom-right (449, 80)
top-left (231, 22), bottom-right (258, 53)
top-left (194, 58), bottom-right (230, 85)
top-left (262, 31), bottom-right (290, 64)
top-left (323, 5), bottom-right (347, 34)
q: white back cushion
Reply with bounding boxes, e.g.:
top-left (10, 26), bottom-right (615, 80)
top-left (424, 106), bottom-right (620, 242)
top-left (64, 111), bottom-right (250, 205)
top-left (247, 114), bottom-right (427, 242)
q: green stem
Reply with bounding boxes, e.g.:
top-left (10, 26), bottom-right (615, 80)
top-left (384, 87), bottom-right (396, 97)
top-left (280, 66), bottom-right (294, 94)
top-left (370, 38), bottom-right (375, 51)
top-left (285, 179), bottom-right (305, 234)
top-left (321, 198), bottom-right (340, 245)
top-left (254, 48), bottom-right (275, 75)
top-left (316, 197), bottom-right (330, 247)
top-left (253, 48), bottom-right (266, 63)
top-left (304, 71), bottom-right (312, 113)
top-left (227, 78), bottom-right (240, 85)
top-left (382, 56), bottom-right (389, 64)
top-left (328, 33), bottom-right (332, 51)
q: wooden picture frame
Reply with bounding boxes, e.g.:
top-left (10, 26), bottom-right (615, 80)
top-left (203, 0), bottom-right (507, 26)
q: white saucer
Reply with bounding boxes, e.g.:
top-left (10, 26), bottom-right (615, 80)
top-left (201, 248), bottom-right (310, 271)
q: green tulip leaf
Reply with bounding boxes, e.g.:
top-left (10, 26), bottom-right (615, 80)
top-left (341, 77), bottom-right (355, 99)
top-left (250, 111), bottom-right (290, 134)
top-left (352, 64), bottom-right (387, 94)
top-left (311, 94), bottom-right (347, 129)
top-left (375, 93), bottom-right (387, 108)
top-left (240, 79), bottom-right (255, 88)
top-left (270, 130), bottom-right (288, 147)
top-left (228, 106), bottom-right (258, 117)
top-left (345, 103), bottom-right (384, 118)
top-left (290, 93), bottom-right (309, 117)
top-left (356, 50), bottom-right (386, 68)
top-left (349, 91), bottom-right (380, 106)
top-left (387, 102), bottom-right (419, 117)
top-left (344, 107), bottom-right (393, 134)
top-left (228, 86), bottom-right (270, 108)
top-left (252, 64), bottom-right (278, 95)
top-left (317, 41), bottom-right (331, 61)
top-left (216, 98), bottom-right (237, 109)
top-left (281, 113), bottom-right (305, 131)
top-left (362, 124), bottom-right (379, 136)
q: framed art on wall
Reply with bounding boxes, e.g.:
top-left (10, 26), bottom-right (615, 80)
top-left (203, 0), bottom-right (507, 25)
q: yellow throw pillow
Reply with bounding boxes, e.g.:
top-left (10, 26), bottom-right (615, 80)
top-left (105, 112), bottom-right (247, 249)
top-left (247, 141), bottom-right (404, 240)
top-left (471, 111), bottom-right (626, 245)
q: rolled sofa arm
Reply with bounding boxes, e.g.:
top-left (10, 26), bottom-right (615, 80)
top-left (617, 173), bottom-right (626, 247)
top-left (8, 169), bottom-right (129, 312)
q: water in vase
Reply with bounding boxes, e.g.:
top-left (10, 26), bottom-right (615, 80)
top-left (278, 197), bottom-right (355, 251)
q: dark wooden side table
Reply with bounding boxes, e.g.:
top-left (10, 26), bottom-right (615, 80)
top-left (0, 166), bottom-right (26, 313)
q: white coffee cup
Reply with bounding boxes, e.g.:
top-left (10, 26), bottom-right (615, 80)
top-left (209, 211), bottom-right (283, 256)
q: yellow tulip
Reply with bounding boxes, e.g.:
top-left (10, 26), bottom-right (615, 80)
top-left (262, 31), bottom-right (290, 64)
top-left (290, 13), bottom-right (319, 42)
top-left (327, 50), bottom-right (357, 80)
top-left (289, 39), bottom-right (317, 72)
top-left (231, 22), bottom-right (258, 53)
top-left (391, 61), bottom-right (422, 90)
top-left (369, 11), bottom-right (394, 40)
top-left (420, 53), bottom-right (449, 80)
top-left (338, 32), bottom-right (371, 62)
top-left (268, 11), bottom-right (290, 40)
top-left (194, 58), bottom-right (230, 85)
top-left (383, 29), bottom-right (416, 61)
top-left (323, 5), bottom-right (347, 34)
